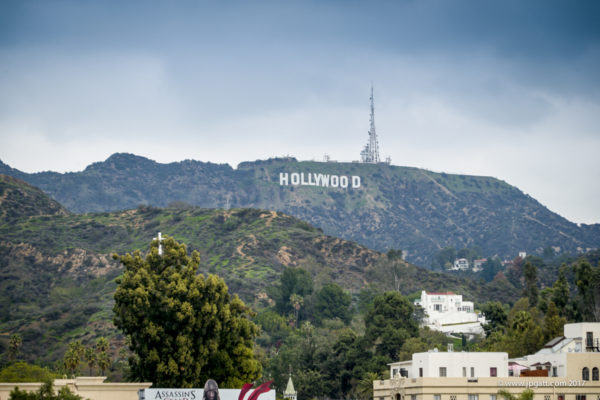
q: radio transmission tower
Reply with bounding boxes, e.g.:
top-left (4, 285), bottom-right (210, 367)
top-left (360, 85), bottom-right (380, 163)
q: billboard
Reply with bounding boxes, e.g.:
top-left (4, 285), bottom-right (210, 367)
top-left (139, 388), bottom-right (275, 400)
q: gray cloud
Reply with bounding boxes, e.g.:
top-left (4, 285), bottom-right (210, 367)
top-left (0, 0), bottom-right (599, 223)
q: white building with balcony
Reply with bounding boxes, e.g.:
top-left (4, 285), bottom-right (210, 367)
top-left (414, 291), bottom-right (485, 335)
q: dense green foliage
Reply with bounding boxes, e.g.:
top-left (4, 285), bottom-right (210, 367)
top-left (479, 257), bottom-right (600, 357)
top-left (9, 380), bottom-right (82, 400)
top-left (3, 153), bottom-right (599, 266)
top-left (0, 362), bottom-right (57, 383)
top-left (113, 236), bottom-right (261, 387)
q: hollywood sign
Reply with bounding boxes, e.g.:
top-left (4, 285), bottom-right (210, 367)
top-left (279, 172), bottom-right (361, 188)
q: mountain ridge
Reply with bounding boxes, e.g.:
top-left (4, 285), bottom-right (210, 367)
top-left (1, 153), bottom-right (598, 266)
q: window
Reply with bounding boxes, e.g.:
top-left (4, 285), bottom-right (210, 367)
top-left (439, 367), bottom-right (447, 377)
top-left (576, 395), bottom-right (586, 400)
top-left (470, 367), bottom-right (475, 377)
top-left (583, 367), bottom-right (590, 381)
top-left (434, 396), bottom-right (441, 400)
top-left (463, 367), bottom-right (467, 377)
top-left (411, 395), bottom-right (416, 400)
top-left (419, 368), bottom-right (423, 377)
top-left (593, 367), bottom-right (599, 381)
top-left (468, 395), bottom-right (478, 400)
top-left (490, 395), bottom-right (496, 400)
top-left (435, 304), bottom-right (442, 311)
top-left (587, 332), bottom-right (594, 348)
top-left (552, 366), bottom-right (558, 377)
top-left (544, 396), bottom-right (551, 400)
top-left (557, 394), bottom-right (564, 400)
top-left (490, 367), bottom-right (497, 377)
top-left (450, 396), bottom-right (457, 400)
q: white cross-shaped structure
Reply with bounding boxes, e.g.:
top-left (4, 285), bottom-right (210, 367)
top-left (153, 232), bottom-right (164, 256)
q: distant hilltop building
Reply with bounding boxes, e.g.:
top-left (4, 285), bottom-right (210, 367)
top-left (361, 86), bottom-right (391, 164)
top-left (414, 290), bottom-right (486, 335)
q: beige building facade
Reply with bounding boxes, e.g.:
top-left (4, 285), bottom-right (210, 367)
top-left (0, 376), bottom-right (152, 400)
top-left (375, 351), bottom-right (600, 400)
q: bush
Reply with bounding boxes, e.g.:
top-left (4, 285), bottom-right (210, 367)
top-left (0, 362), bottom-right (57, 383)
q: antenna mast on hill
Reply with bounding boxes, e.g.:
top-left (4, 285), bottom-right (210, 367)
top-left (361, 85), bottom-right (381, 164)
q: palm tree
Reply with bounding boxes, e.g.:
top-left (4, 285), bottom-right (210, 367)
top-left (63, 341), bottom-right (85, 377)
top-left (356, 372), bottom-right (379, 400)
top-left (498, 389), bottom-right (534, 400)
top-left (8, 333), bottom-right (22, 361)
top-left (97, 351), bottom-right (111, 376)
top-left (289, 294), bottom-right (303, 326)
top-left (96, 337), bottom-right (109, 353)
top-left (84, 347), bottom-right (97, 376)
top-left (95, 337), bottom-right (111, 376)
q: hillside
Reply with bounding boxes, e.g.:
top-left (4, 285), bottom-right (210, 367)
top-left (0, 176), bottom-right (516, 364)
top-left (0, 175), bottom-right (67, 223)
top-left (2, 154), bottom-right (598, 266)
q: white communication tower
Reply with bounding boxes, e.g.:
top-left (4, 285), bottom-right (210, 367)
top-left (361, 85), bottom-right (381, 164)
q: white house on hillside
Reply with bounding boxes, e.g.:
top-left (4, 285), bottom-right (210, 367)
top-left (414, 291), bottom-right (486, 335)
top-left (450, 258), bottom-right (469, 271)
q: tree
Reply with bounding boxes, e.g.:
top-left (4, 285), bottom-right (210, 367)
top-left (498, 389), bottom-right (534, 400)
top-left (551, 265), bottom-right (569, 314)
top-left (9, 379), bottom-right (83, 400)
top-left (396, 338), bottom-right (428, 362)
top-left (387, 249), bottom-right (403, 292)
top-left (0, 362), bottom-right (56, 383)
top-left (63, 341), bottom-right (84, 377)
top-left (365, 292), bottom-right (418, 360)
top-left (97, 352), bottom-right (110, 377)
top-left (113, 235), bottom-right (261, 387)
top-left (83, 348), bottom-right (96, 376)
top-left (95, 337), bottom-right (109, 353)
top-left (481, 258), bottom-right (503, 282)
top-left (295, 369), bottom-right (327, 400)
top-left (432, 247), bottom-right (456, 270)
top-left (8, 334), bottom-right (22, 362)
top-left (95, 338), bottom-right (110, 376)
top-left (481, 301), bottom-right (508, 337)
top-left (574, 260), bottom-right (600, 321)
top-left (542, 246), bottom-right (555, 260)
top-left (270, 268), bottom-right (313, 316)
top-left (543, 302), bottom-right (566, 342)
top-left (355, 371), bottom-right (379, 400)
top-left (507, 310), bottom-right (544, 357)
top-left (314, 283), bottom-right (353, 325)
top-left (289, 294), bottom-right (304, 327)
top-left (523, 261), bottom-right (538, 307)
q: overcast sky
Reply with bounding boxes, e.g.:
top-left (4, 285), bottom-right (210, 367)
top-left (1, 0), bottom-right (599, 224)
